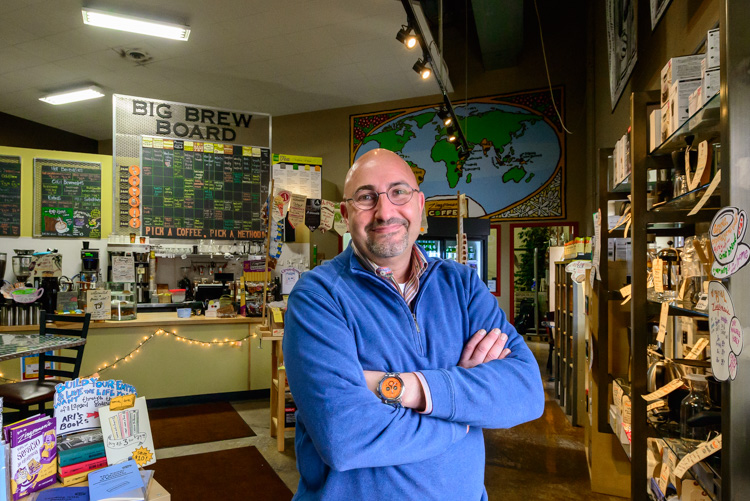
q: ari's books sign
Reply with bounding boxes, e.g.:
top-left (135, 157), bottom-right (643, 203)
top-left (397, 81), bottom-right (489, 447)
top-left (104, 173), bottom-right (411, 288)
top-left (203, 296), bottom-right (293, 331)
top-left (53, 378), bottom-right (138, 436)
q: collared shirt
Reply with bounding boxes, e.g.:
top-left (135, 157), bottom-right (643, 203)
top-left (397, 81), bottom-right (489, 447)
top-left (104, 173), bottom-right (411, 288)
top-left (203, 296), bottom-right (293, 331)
top-left (351, 243), bottom-right (428, 309)
top-left (351, 242), bottom-right (433, 414)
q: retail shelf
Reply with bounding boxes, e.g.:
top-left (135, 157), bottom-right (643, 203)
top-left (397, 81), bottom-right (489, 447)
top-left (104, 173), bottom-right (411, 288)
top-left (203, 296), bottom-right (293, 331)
top-left (648, 183), bottom-right (721, 217)
top-left (650, 93), bottom-right (721, 156)
top-left (646, 299), bottom-right (708, 319)
top-left (608, 404), bottom-right (632, 460)
top-left (649, 420), bottom-right (721, 501)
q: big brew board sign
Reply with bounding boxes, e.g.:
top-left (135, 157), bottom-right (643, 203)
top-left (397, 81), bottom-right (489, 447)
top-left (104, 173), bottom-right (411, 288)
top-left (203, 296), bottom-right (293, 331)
top-left (0, 155), bottom-right (22, 236)
top-left (137, 136), bottom-right (270, 239)
top-left (34, 158), bottom-right (102, 238)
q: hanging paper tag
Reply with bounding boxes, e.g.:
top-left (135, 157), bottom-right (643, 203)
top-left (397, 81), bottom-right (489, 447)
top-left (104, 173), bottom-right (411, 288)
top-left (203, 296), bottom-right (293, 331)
top-left (688, 170), bottom-right (721, 216)
top-left (685, 337), bottom-right (709, 360)
top-left (653, 258), bottom-right (664, 293)
top-left (333, 203), bottom-right (348, 235)
top-left (642, 378), bottom-right (684, 401)
top-left (304, 198), bottom-right (321, 232)
top-left (288, 194), bottom-right (307, 229)
top-left (657, 302), bottom-right (669, 343)
top-left (647, 400), bottom-right (665, 411)
top-left (673, 435), bottom-right (722, 478)
top-left (688, 141), bottom-right (710, 191)
top-left (319, 199), bottom-right (335, 232)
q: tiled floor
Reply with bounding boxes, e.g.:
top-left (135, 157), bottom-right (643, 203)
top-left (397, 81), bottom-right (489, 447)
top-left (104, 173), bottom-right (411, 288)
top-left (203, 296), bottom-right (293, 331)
top-left (154, 341), bottom-right (627, 499)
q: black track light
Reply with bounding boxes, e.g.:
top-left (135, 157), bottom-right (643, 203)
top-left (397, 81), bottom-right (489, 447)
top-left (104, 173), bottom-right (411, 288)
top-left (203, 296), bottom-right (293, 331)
top-left (447, 125), bottom-right (457, 142)
top-left (396, 25), bottom-right (418, 49)
top-left (413, 59), bottom-right (431, 80)
top-left (438, 108), bottom-right (452, 127)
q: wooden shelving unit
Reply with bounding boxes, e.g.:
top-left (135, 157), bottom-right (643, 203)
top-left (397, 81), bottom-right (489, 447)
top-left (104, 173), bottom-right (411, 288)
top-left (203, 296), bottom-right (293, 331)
top-left (553, 260), bottom-right (586, 426)
top-left (259, 326), bottom-right (293, 452)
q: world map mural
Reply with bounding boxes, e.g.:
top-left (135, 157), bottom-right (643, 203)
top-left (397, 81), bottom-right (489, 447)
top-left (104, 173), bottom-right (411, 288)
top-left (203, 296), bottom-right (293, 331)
top-left (350, 88), bottom-right (566, 221)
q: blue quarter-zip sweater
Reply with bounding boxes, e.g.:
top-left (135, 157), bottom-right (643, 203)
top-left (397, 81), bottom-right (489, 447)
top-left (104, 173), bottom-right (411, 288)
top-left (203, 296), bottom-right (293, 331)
top-left (283, 245), bottom-right (544, 500)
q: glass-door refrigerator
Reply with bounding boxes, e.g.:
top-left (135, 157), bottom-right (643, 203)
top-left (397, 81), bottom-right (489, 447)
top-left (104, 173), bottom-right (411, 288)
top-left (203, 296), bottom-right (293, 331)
top-left (417, 217), bottom-right (490, 285)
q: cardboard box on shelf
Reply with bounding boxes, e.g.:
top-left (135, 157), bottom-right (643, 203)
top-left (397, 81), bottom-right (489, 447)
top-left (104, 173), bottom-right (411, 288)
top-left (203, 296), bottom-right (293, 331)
top-left (669, 78), bottom-right (702, 131)
top-left (661, 102), bottom-right (671, 142)
top-left (661, 55), bottom-right (705, 106)
top-left (688, 86), bottom-right (703, 116)
top-left (707, 28), bottom-right (720, 69)
top-left (649, 108), bottom-right (662, 152)
top-left (703, 68), bottom-right (720, 101)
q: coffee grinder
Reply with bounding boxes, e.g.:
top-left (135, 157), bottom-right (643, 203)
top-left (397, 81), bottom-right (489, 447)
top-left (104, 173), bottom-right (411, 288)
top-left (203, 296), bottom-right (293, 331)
top-left (80, 247), bottom-right (101, 287)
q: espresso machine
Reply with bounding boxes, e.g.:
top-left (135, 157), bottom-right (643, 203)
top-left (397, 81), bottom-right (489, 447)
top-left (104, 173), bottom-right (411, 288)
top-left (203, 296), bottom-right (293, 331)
top-left (12, 249), bottom-right (34, 284)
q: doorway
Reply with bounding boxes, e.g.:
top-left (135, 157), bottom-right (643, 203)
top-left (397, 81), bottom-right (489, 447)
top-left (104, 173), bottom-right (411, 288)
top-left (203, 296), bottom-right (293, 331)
top-left (509, 222), bottom-right (578, 337)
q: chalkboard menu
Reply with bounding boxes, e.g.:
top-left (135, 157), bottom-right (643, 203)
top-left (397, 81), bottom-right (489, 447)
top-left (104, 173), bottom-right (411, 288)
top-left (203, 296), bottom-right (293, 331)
top-left (34, 158), bottom-right (102, 238)
top-left (139, 137), bottom-right (270, 240)
top-left (0, 155), bottom-right (21, 236)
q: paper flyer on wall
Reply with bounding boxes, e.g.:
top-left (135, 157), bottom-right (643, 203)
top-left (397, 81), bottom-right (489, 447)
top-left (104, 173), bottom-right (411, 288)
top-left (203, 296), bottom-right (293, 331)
top-left (99, 397), bottom-right (156, 467)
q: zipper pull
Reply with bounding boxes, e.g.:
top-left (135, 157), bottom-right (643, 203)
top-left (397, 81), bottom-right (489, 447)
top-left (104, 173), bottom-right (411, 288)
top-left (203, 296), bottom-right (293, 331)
top-left (412, 312), bottom-right (421, 334)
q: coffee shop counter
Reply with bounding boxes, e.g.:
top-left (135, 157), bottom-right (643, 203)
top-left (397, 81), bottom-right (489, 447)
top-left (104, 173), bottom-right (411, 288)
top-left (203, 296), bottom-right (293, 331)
top-left (0, 313), bottom-right (273, 399)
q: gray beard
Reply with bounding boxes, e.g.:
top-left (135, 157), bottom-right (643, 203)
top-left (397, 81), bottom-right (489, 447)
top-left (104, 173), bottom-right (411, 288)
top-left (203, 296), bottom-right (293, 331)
top-left (365, 218), bottom-right (410, 258)
top-left (366, 231), bottom-right (410, 258)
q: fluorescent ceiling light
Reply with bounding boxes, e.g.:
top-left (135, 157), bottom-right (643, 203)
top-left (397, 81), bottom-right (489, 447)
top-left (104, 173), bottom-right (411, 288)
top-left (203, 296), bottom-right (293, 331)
top-left (40, 86), bottom-right (105, 105)
top-left (82, 8), bottom-right (191, 41)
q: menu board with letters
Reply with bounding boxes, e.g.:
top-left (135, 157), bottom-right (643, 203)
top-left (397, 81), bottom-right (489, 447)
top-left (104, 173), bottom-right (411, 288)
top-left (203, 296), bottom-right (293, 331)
top-left (137, 137), bottom-right (270, 240)
top-left (0, 155), bottom-right (22, 236)
top-left (35, 158), bottom-right (102, 238)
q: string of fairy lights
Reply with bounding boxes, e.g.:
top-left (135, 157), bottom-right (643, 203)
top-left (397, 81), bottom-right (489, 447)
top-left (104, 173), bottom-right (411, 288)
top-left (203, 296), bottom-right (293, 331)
top-left (0, 327), bottom-right (258, 383)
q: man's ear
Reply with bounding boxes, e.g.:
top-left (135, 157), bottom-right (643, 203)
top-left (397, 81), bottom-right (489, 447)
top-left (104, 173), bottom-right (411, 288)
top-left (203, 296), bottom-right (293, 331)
top-left (340, 201), bottom-right (349, 224)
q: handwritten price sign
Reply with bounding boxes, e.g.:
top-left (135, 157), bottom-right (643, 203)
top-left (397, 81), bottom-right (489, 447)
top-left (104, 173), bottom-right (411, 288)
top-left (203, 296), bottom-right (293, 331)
top-left (565, 260), bottom-right (592, 284)
top-left (708, 281), bottom-right (743, 381)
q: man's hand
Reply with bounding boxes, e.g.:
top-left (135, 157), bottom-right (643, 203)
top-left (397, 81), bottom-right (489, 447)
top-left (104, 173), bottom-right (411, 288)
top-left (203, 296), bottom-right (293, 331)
top-left (363, 370), bottom-right (426, 411)
top-left (458, 328), bottom-right (511, 369)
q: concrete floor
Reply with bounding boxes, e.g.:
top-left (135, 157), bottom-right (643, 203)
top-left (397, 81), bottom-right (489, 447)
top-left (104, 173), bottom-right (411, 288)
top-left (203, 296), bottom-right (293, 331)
top-left (154, 341), bottom-right (627, 499)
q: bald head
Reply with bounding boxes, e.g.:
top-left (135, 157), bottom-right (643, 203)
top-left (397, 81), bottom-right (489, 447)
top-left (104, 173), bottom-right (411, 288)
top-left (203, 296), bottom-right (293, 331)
top-left (341, 148), bottom-right (425, 277)
top-left (344, 149), bottom-right (418, 198)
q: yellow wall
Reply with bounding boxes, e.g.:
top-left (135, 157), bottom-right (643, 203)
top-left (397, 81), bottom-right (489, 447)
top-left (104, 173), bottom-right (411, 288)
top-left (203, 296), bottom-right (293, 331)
top-left (0, 146), bottom-right (113, 238)
top-left (0, 323), bottom-right (272, 398)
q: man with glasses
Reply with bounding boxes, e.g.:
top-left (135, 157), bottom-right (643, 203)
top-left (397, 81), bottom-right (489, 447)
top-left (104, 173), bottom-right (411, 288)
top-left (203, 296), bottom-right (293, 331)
top-left (284, 148), bottom-right (544, 500)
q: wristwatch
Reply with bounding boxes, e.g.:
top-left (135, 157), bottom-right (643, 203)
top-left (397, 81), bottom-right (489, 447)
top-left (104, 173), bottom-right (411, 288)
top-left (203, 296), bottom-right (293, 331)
top-left (377, 372), bottom-right (404, 408)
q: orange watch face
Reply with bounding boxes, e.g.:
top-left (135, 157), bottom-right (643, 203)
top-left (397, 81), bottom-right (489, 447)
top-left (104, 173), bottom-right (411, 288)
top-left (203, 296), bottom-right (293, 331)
top-left (381, 377), bottom-right (402, 399)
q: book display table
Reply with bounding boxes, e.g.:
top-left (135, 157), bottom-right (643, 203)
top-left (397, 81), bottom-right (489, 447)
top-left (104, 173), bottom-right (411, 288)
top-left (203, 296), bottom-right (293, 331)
top-left (37, 477), bottom-right (170, 500)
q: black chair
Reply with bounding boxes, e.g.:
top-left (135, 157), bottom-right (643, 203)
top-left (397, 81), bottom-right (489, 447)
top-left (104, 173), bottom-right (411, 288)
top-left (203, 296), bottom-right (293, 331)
top-left (0, 312), bottom-right (91, 420)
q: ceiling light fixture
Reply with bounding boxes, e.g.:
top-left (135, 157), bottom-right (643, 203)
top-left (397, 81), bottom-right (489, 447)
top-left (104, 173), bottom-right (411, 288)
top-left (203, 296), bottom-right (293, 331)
top-left (447, 125), bottom-right (457, 142)
top-left (82, 8), bottom-right (191, 41)
top-left (396, 25), bottom-right (418, 49)
top-left (39, 85), bottom-right (105, 105)
top-left (413, 59), bottom-right (431, 80)
top-left (438, 108), bottom-right (452, 126)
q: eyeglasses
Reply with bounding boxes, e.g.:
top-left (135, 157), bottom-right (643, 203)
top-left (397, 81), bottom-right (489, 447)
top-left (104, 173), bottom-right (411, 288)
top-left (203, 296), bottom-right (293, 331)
top-left (344, 185), bottom-right (420, 210)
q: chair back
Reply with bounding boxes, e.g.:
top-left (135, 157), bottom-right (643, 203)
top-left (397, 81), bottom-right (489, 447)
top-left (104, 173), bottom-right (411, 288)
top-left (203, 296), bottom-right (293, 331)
top-left (38, 312), bottom-right (91, 382)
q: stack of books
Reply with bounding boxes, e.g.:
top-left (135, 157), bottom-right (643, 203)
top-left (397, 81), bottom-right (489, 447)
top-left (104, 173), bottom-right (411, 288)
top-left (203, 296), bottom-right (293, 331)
top-left (3, 414), bottom-right (57, 500)
top-left (56, 431), bottom-right (106, 486)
